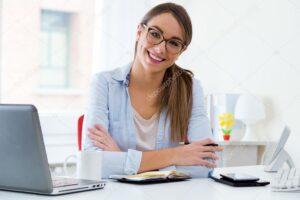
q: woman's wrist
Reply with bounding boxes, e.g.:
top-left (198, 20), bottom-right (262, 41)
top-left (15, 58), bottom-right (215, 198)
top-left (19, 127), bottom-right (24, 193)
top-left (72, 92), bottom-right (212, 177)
top-left (170, 146), bottom-right (184, 166)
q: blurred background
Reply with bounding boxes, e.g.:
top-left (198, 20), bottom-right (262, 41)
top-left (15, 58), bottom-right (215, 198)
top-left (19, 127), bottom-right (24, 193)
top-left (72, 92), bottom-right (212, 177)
top-left (0, 0), bottom-right (299, 173)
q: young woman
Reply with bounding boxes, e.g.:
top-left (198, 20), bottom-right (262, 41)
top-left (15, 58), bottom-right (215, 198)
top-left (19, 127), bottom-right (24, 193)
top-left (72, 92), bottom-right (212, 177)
top-left (83, 2), bottom-right (223, 178)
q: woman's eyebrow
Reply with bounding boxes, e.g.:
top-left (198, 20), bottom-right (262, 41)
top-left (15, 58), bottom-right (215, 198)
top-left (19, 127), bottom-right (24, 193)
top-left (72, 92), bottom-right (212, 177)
top-left (152, 25), bottom-right (184, 42)
top-left (152, 25), bottom-right (164, 33)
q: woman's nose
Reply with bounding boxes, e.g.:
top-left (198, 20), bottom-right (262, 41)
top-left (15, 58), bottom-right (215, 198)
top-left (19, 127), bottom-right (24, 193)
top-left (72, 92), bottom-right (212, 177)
top-left (154, 41), bottom-right (166, 54)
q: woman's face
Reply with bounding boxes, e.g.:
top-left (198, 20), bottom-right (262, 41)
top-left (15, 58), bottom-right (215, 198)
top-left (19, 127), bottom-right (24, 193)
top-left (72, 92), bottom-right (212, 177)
top-left (136, 13), bottom-right (186, 74)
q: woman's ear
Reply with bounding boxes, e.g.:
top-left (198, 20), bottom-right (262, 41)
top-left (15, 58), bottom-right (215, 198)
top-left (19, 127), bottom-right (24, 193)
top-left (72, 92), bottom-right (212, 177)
top-left (136, 24), bottom-right (143, 41)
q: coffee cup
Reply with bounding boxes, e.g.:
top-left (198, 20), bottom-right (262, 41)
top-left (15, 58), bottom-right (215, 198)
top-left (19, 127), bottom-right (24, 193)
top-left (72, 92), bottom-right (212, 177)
top-left (64, 150), bottom-right (102, 181)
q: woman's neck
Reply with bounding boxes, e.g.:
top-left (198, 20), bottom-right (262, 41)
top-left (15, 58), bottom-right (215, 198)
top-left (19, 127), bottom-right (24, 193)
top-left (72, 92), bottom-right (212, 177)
top-left (130, 60), bottom-right (165, 91)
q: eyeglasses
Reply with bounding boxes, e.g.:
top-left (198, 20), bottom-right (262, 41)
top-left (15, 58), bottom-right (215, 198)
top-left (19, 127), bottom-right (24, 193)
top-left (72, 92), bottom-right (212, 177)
top-left (142, 24), bottom-right (186, 54)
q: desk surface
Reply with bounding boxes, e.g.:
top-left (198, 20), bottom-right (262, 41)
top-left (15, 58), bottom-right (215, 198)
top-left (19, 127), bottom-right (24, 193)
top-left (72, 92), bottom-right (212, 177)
top-left (0, 166), bottom-right (299, 200)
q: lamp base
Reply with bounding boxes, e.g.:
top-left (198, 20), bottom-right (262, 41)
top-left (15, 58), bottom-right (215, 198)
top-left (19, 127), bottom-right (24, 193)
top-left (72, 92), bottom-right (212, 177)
top-left (242, 124), bottom-right (258, 141)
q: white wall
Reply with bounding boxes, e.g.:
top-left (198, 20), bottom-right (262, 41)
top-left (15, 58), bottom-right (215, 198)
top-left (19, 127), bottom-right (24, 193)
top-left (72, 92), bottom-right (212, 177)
top-left (178, 0), bottom-right (300, 167)
top-left (93, 0), bottom-right (151, 72)
top-left (39, 112), bottom-right (81, 164)
top-left (94, 0), bottom-right (300, 167)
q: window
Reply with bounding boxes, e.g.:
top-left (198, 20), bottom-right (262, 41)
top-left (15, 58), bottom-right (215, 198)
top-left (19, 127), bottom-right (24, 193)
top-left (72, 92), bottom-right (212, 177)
top-left (40, 10), bottom-right (71, 88)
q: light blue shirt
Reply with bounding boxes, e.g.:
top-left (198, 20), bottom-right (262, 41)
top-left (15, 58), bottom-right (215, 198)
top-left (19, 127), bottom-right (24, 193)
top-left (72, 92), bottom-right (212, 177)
top-left (83, 62), bottom-right (213, 178)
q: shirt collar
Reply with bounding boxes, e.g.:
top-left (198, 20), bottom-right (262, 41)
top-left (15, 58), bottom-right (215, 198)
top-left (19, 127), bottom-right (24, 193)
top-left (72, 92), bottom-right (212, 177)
top-left (111, 62), bottom-right (132, 87)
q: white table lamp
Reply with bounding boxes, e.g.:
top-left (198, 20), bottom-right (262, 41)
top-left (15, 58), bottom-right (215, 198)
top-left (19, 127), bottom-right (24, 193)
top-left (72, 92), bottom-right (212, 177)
top-left (234, 94), bottom-right (265, 141)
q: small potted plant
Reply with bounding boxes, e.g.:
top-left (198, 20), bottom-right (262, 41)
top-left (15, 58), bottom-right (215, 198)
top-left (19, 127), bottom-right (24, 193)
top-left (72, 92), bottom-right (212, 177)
top-left (218, 112), bottom-right (235, 141)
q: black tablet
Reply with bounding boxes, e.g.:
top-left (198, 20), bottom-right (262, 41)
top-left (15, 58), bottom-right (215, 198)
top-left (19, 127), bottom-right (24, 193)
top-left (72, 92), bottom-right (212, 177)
top-left (210, 175), bottom-right (270, 187)
top-left (220, 173), bottom-right (259, 182)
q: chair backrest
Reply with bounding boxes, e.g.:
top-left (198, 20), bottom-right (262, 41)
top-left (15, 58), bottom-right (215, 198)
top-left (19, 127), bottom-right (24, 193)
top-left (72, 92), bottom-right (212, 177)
top-left (77, 115), bottom-right (84, 151)
top-left (184, 135), bottom-right (188, 144)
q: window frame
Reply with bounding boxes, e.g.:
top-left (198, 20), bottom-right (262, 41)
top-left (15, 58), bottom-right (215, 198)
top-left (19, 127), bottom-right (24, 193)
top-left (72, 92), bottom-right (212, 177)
top-left (40, 9), bottom-right (71, 89)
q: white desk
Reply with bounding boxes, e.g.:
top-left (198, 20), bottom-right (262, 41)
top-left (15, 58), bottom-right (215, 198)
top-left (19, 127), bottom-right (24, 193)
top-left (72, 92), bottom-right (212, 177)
top-left (0, 166), bottom-right (298, 200)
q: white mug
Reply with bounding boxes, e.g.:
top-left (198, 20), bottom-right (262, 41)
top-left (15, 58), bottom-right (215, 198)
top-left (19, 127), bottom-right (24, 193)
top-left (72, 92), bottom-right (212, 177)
top-left (64, 150), bottom-right (102, 181)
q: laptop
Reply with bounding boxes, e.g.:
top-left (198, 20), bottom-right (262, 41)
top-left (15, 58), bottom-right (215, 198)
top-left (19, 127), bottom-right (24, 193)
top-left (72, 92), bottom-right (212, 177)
top-left (0, 104), bottom-right (106, 195)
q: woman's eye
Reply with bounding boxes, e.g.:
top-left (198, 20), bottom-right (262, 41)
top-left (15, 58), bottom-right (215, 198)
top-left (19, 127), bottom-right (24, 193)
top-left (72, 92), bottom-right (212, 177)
top-left (169, 40), bottom-right (180, 47)
top-left (150, 31), bottom-right (161, 39)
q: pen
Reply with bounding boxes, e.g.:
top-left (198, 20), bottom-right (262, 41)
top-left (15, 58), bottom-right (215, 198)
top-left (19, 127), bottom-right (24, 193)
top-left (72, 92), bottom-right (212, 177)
top-left (204, 143), bottom-right (219, 146)
top-left (179, 142), bottom-right (219, 146)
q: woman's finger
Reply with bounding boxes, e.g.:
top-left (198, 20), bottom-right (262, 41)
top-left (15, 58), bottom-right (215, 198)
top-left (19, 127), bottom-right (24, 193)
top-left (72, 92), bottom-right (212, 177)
top-left (88, 133), bottom-right (99, 141)
top-left (197, 159), bottom-right (216, 168)
top-left (88, 127), bottom-right (106, 137)
top-left (94, 124), bottom-right (108, 134)
top-left (202, 146), bottom-right (224, 152)
top-left (88, 132), bottom-right (106, 143)
top-left (89, 125), bottom-right (121, 152)
top-left (93, 140), bottom-right (110, 150)
top-left (199, 152), bottom-right (219, 160)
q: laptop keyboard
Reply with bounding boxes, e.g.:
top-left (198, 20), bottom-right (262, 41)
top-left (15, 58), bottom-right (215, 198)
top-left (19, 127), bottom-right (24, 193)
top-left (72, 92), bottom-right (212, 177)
top-left (52, 177), bottom-right (80, 188)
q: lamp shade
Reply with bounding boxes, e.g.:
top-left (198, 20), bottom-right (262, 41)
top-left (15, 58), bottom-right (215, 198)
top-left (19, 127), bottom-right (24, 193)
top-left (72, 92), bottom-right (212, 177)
top-left (235, 94), bottom-right (266, 141)
top-left (235, 94), bottom-right (265, 124)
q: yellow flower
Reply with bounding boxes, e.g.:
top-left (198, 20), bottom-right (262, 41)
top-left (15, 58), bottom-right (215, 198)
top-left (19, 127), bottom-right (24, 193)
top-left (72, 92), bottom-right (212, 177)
top-left (218, 112), bottom-right (235, 129)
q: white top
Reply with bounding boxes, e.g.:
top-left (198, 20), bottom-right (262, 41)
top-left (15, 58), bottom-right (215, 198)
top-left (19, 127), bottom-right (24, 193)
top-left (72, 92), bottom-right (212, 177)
top-left (132, 108), bottom-right (159, 151)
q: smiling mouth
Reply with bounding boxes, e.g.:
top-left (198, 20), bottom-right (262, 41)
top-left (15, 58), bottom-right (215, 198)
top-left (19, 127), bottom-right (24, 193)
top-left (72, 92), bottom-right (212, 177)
top-left (147, 51), bottom-right (166, 64)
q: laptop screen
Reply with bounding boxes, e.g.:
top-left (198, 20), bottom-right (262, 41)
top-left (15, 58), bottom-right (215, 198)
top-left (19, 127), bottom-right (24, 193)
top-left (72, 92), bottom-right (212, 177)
top-left (0, 104), bottom-right (53, 193)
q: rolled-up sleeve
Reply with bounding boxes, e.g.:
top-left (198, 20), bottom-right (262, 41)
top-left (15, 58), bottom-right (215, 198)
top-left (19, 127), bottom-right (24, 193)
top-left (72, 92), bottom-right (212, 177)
top-left (101, 150), bottom-right (142, 178)
top-left (82, 73), bottom-right (142, 178)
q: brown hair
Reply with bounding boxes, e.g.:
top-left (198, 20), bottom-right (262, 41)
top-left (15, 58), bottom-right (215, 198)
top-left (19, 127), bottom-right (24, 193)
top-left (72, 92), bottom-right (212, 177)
top-left (136, 2), bottom-right (194, 143)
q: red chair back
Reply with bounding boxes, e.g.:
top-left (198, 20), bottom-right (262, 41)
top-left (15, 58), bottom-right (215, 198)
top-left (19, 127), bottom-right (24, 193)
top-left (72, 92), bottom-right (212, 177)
top-left (184, 135), bottom-right (189, 144)
top-left (77, 115), bottom-right (84, 151)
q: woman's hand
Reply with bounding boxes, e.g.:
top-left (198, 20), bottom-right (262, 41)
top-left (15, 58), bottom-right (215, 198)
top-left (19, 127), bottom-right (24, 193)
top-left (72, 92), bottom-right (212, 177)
top-left (88, 124), bottom-right (121, 152)
top-left (173, 138), bottom-right (223, 168)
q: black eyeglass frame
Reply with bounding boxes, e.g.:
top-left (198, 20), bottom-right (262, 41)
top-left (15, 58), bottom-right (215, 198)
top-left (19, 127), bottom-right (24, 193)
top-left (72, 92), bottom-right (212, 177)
top-left (142, 24), bottom-right (187, 54)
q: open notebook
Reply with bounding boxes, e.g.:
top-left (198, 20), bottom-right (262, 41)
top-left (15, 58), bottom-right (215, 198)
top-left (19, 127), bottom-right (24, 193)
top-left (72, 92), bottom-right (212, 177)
top-left (109, 170), bottom-right (191, 183)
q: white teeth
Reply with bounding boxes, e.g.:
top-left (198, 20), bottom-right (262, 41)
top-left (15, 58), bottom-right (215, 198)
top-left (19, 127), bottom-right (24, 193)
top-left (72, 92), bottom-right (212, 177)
top-left (149, 52), bottom-right (163, 61)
